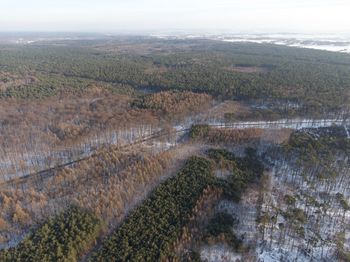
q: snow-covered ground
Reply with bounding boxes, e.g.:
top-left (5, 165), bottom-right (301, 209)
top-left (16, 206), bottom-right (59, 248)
top-left (218, 34), bottom-right (350, 53)
top-left (198, 132), bottom-right (349, 262)
top-left (255, 159), bottom-right (350, 261)
top-left (200, 244), bottom-right (242, 262)
top-left (2, 117), bottom-right (349, 183)
top-left (0, 125), bottom-right (160, 182)
top-left (255, 139), bottom-right (350, 261)
top-left (154, 33), bottom-right (350, 53)
top-left (209, 118), bottom-right (350, 130)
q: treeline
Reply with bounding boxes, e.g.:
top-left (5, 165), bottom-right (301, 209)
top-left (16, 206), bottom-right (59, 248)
top-left (282, 127), bottom-right (350, 178)
top-left (1, 39), bottom-right (349, 113)
top-left (224, 106), bottom-right (297, 122)
top-left (0, 206), bottom-right (101, 262)
top-left (0, 72), bottom-right (136, 99)
top-left (91, 156), bottom-right (215, 261)
top-left (189, 124), bottom-right (263, 144)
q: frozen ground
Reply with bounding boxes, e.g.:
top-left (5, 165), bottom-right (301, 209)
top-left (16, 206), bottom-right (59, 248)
top-left (198, 136), bottom-right (349, 261)
top-left (200, 244), bottom-right (242, 262)
top-left (154, 33), bottom-right (350, 53)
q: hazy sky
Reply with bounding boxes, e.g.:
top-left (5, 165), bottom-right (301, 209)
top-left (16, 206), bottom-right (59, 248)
top-left (1, 0), bottom-right (350, 33)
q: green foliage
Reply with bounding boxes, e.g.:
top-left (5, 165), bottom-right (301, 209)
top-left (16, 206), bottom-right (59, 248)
top-left (208, 147), bottom-right (264, 177)
top-left (206, 212), bottom-right (237, 237)
top-left (295, 226), bottom-right (305, 238)
top-left (284, 194), bottom-right (297, 206)
top-left (283, 128), bottom-right (350, 178)
top-left (283, 208), bottom-right (307, 224)
top-left (335, 232), bottom-right (350, 262)
top-left (204, 212), bottom-right (242, 250)
top-left (0, 206), bottom-right (101, 262)
top-left (146, 42), bottom-right (350, 113)
top-left (208, 148), bottom-right (264, 201)
top-left (225, 107), bottom-right (286, 121)
top-left (189, 124), bottom-right (211, 139)
top-left (0, 39), bottom-right (349, 114)
top-left (91, 156), bottom-right (215, 261)
top-left (336, 193), bottom-right (350, 211)
top-left (0, 71), bottom-right (135, 99)
top-left (181, 250), bottom-right (202, 262)
top-left (339, 252), bottom-right (350, 262)
top-left (207, 148), bottom-right (236, 162)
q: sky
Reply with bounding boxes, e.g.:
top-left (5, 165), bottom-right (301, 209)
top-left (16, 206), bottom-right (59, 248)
top-left (0, 0), bottom-right (350, 34)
